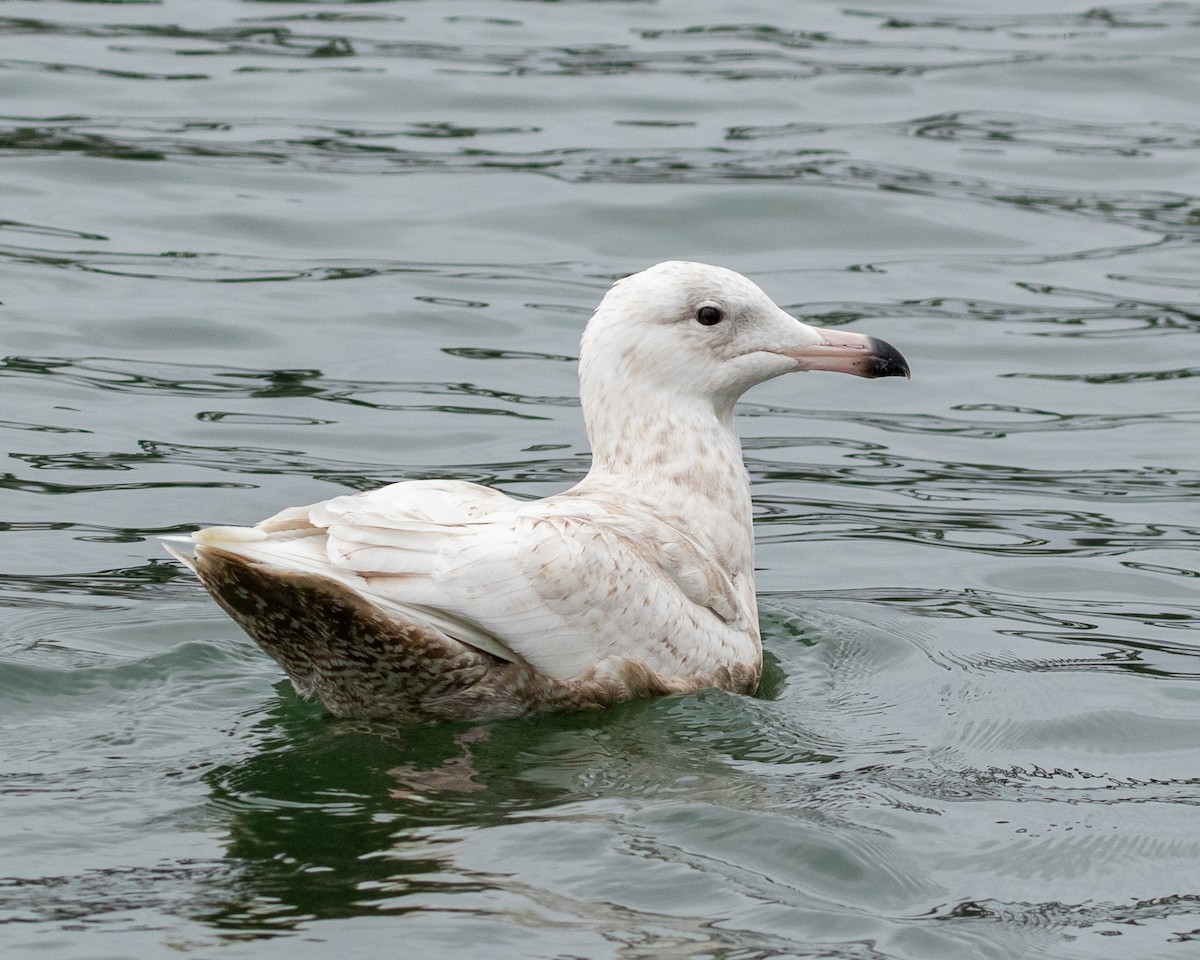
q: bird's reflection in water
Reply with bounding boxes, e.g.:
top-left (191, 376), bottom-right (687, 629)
top-left (198, 682), bottom-right (779, 938)
top-left (198, 697), bottom-right (503, 927)
top-left (387, 726), bottom-right (490, 800)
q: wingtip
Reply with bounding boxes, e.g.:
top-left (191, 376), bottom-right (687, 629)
top-left (162, 541), bottom-right (198, 573)
top-left (193, 525), bottom-right (269, 545)
top-left (160, 525), bottom-right (272, 572)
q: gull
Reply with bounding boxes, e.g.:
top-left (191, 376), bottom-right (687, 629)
top-left (165, 261), bottom-right (909, 720)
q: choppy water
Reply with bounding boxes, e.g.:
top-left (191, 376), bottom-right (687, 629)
top-left (2, 1), bottom-right (1199, 957)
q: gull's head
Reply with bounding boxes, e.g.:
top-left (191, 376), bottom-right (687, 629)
top-left (580, 261), bottom-right (909, 412)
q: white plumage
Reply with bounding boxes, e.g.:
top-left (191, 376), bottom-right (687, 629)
top-left (167, 261), bottom-right (909, 720)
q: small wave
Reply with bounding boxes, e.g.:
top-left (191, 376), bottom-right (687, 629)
top-left (4, 119), bottom-right (1197, 238)
top-left (732, 110), bottom-right (1200, 157)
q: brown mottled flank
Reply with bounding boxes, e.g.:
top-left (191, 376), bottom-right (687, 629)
top-left (192, 546), bottom-right (755, 720)
top-left (169, 262), bottom-right (907, 721)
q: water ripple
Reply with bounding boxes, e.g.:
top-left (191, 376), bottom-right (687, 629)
top-left (781, 587), bottom-right (1200, 679)
top-left (0, 239), bottom-right (607, 286)
top-left (859, 3), bottom-right (1200, 35)
top-left (747, 449), bottom-right (1199, 503)
top-left (6, 442), bottom-right (586, 496)
top-left (0, 562), bottom-right (188, 602)
top-left (4, 119), bottom-right (1197, 237)
top-left (0, 356), bottom-right (575, 408)
top-left (923, 893), bottom-right (1200, 941)
top-left (757, 498), bottom-right (1200, 559)
top-left (793, 286), bottom-right (1200, 340)
top-left (732, 110), bottom-right (1200, 157)
top-left (741, 402), bottom-right (1200, 439)
top-left (0, 15), bottom-right (1049, 81)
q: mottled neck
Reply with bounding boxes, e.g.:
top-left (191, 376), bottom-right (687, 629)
top-left (574, 388), bottom-right (755, 578)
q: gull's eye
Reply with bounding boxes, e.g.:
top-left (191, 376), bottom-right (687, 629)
top-left (696, 305), bottom-right (724, 326)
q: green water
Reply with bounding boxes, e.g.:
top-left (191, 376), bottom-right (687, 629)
top-left (2, 1), bottom-right (1199, 957)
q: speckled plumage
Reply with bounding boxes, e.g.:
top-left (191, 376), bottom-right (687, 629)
top-left (167, 261), bottom-right (908, 720)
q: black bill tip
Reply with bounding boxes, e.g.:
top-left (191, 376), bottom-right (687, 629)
top-left (865, 336), bottom-right (911, 379)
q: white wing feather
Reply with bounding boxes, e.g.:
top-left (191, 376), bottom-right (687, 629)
top-left (190, 478), bottom-right (754, 681)
top-left (315, 491), bottom-right (752, 681)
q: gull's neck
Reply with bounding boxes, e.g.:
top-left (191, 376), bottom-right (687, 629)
top-left (570, 381), bottom-right (755, 580)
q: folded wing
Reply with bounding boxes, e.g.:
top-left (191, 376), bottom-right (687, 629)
top-left (309, 484), bottom-right (754, 681)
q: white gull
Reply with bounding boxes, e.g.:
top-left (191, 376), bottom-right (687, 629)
top-left (166, 261), bottom-right (909, 720)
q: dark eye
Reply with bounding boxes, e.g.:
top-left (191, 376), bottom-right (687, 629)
top-left (696, 305), bottom-right (724, 326)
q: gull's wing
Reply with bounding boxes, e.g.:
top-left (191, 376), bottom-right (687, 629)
top-left (318, 492), bottom-right (756, 681)
top-left (284, 478), bottom-right (515, 529)
top-left (180, 480), bottom-right (525, 664)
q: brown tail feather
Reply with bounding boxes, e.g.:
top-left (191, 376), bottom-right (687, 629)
top-left (188, 546), bottom-right (751, 720)
top-left (192, 546), bottom-right (497, 718)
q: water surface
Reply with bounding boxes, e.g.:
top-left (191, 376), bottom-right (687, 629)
top-left (2, 1), bottom-right (1199, 958)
